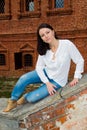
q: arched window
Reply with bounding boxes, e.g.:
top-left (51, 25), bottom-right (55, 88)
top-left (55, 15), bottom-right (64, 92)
top-left (24, 54), bottom-right (33, 67)
top-left (0, 54), bottom-right (6, 65)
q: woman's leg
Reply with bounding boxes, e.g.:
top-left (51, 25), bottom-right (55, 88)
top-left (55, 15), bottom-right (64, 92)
top-left (24, 79), bottom-right (61, 103)
top-left (3, 70), bottom-right (42, 112)
top-left (11, 70), bottom-right (42, 100)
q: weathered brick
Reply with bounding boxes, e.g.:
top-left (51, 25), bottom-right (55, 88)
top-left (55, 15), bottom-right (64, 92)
top-left (54, 107), bottom-right (65, 117)
top-left (42, 121), bottom-right (55, 130)
top-left (29, 112), bottom-right (42, 126)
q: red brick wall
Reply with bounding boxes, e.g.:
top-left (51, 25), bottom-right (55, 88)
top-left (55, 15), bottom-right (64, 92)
top-left (0, 0), bottom-right (87, 77)
top-left (19, 88), bottom-right (87, 130)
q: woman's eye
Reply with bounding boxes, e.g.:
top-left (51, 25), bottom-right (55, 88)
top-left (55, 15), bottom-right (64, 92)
top-left (40, 31), bottom-right (50, 37)
top-left (46, 31), bottom-right (50, 34)
top-left (40, 33), bottom-right (44, 37)
top-left (41, 34), bottom-right (44, 37)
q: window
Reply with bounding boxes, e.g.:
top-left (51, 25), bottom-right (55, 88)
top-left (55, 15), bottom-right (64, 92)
top-left (55, 0), bottom-right (64, 8)
top-left (14, 52), bottom-right (22, 70)
top-left (26, 0), bottom-right (34, 11)
top-left (47, 0), bottom-right (72, 16)
top-left (0, 0), bottom-right (11, 20)
top-left (14, 52), bottom-right (33, 70)
top-left (24, 54), bottom-right (33, 67)
top-left (0, 44), bottom-right (9, 70)
top-left (0, 54), bottom-right (6, 65)
top-left (0, 0), bottom-right (5, 13)
top-left (19, 0), bottom-right (41, 18)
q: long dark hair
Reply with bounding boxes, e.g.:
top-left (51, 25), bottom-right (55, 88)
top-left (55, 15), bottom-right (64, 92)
top-left (37, 23), bottom-right (58, 55)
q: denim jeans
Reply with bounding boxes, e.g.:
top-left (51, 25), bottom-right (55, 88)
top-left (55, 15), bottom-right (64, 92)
top-left (11, 70), bottom-right (61, 103)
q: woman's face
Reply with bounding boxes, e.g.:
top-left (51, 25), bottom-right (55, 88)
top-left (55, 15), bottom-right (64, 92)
top-left (39, 28), bottom-right (55, 44)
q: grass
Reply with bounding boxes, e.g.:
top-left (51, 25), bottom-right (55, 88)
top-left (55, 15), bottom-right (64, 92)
top-left (0, 77), bottom-right (17, 98)
top-left (0, 77), bottom-right (40, 98)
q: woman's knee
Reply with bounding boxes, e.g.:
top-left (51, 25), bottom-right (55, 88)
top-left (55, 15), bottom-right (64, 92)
top-left (25, 93), bottom-right (39, 103)
top-left (25, 89), bottom-right (49, 103)
top-left (20, 73), bottom-right (29, 80)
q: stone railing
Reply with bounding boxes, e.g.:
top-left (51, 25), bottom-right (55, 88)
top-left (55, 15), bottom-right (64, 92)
top-left (0, 74), bottom-right (87, 130)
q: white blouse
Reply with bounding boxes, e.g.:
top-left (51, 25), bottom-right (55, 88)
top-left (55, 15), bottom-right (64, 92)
top-left (36, 40), bottom-right (84, 87)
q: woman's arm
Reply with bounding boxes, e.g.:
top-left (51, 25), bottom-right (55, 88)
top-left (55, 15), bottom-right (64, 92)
top-left (35, 55), bottom-right (49, 83)
top-left (36, 55), bottom-right (57, 95)
top-left (68, 40), bottom-right (84, 86)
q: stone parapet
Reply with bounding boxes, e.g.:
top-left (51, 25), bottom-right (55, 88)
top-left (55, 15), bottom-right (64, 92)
top-left (0, 74), bottom-right (87, 130)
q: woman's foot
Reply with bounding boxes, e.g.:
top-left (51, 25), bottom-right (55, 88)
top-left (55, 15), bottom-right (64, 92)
top-left (3, 99), bottom-right (17, 112)
top-left (17, 96), bottom-right (26, 105)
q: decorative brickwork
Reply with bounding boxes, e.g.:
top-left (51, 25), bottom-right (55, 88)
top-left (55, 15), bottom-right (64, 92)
top-left (0, 0), bottom-right (87, 77)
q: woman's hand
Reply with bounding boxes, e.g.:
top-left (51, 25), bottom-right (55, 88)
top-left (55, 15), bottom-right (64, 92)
top-left (69, 78), bottom-right (79, 87)
top-left (46, 82), bottom-right (57, 95)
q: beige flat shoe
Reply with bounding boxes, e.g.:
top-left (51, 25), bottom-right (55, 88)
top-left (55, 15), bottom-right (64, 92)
top-left (17, 96), bottom-right (26, 105)
top-left (3, 99), bottom-right (17, 112)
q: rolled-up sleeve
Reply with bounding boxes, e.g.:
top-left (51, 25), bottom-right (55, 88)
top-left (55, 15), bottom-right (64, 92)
top-left (69, 41), bottom-right (84, 79)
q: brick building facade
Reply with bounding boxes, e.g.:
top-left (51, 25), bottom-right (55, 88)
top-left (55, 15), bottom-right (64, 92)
top-left (0, 0), bottom-right (87, 77)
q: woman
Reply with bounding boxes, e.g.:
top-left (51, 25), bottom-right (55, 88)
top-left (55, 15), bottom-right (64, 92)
top-left (3, 23), bottom-right (84, 112)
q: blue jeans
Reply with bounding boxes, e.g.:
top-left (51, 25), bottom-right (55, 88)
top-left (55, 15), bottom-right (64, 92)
top-left (11, 70), bottom-right (61, 103)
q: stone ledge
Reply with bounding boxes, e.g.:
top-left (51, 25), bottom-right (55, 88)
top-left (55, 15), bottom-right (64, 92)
top-left (0, 74), bottom-right (87, 121)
